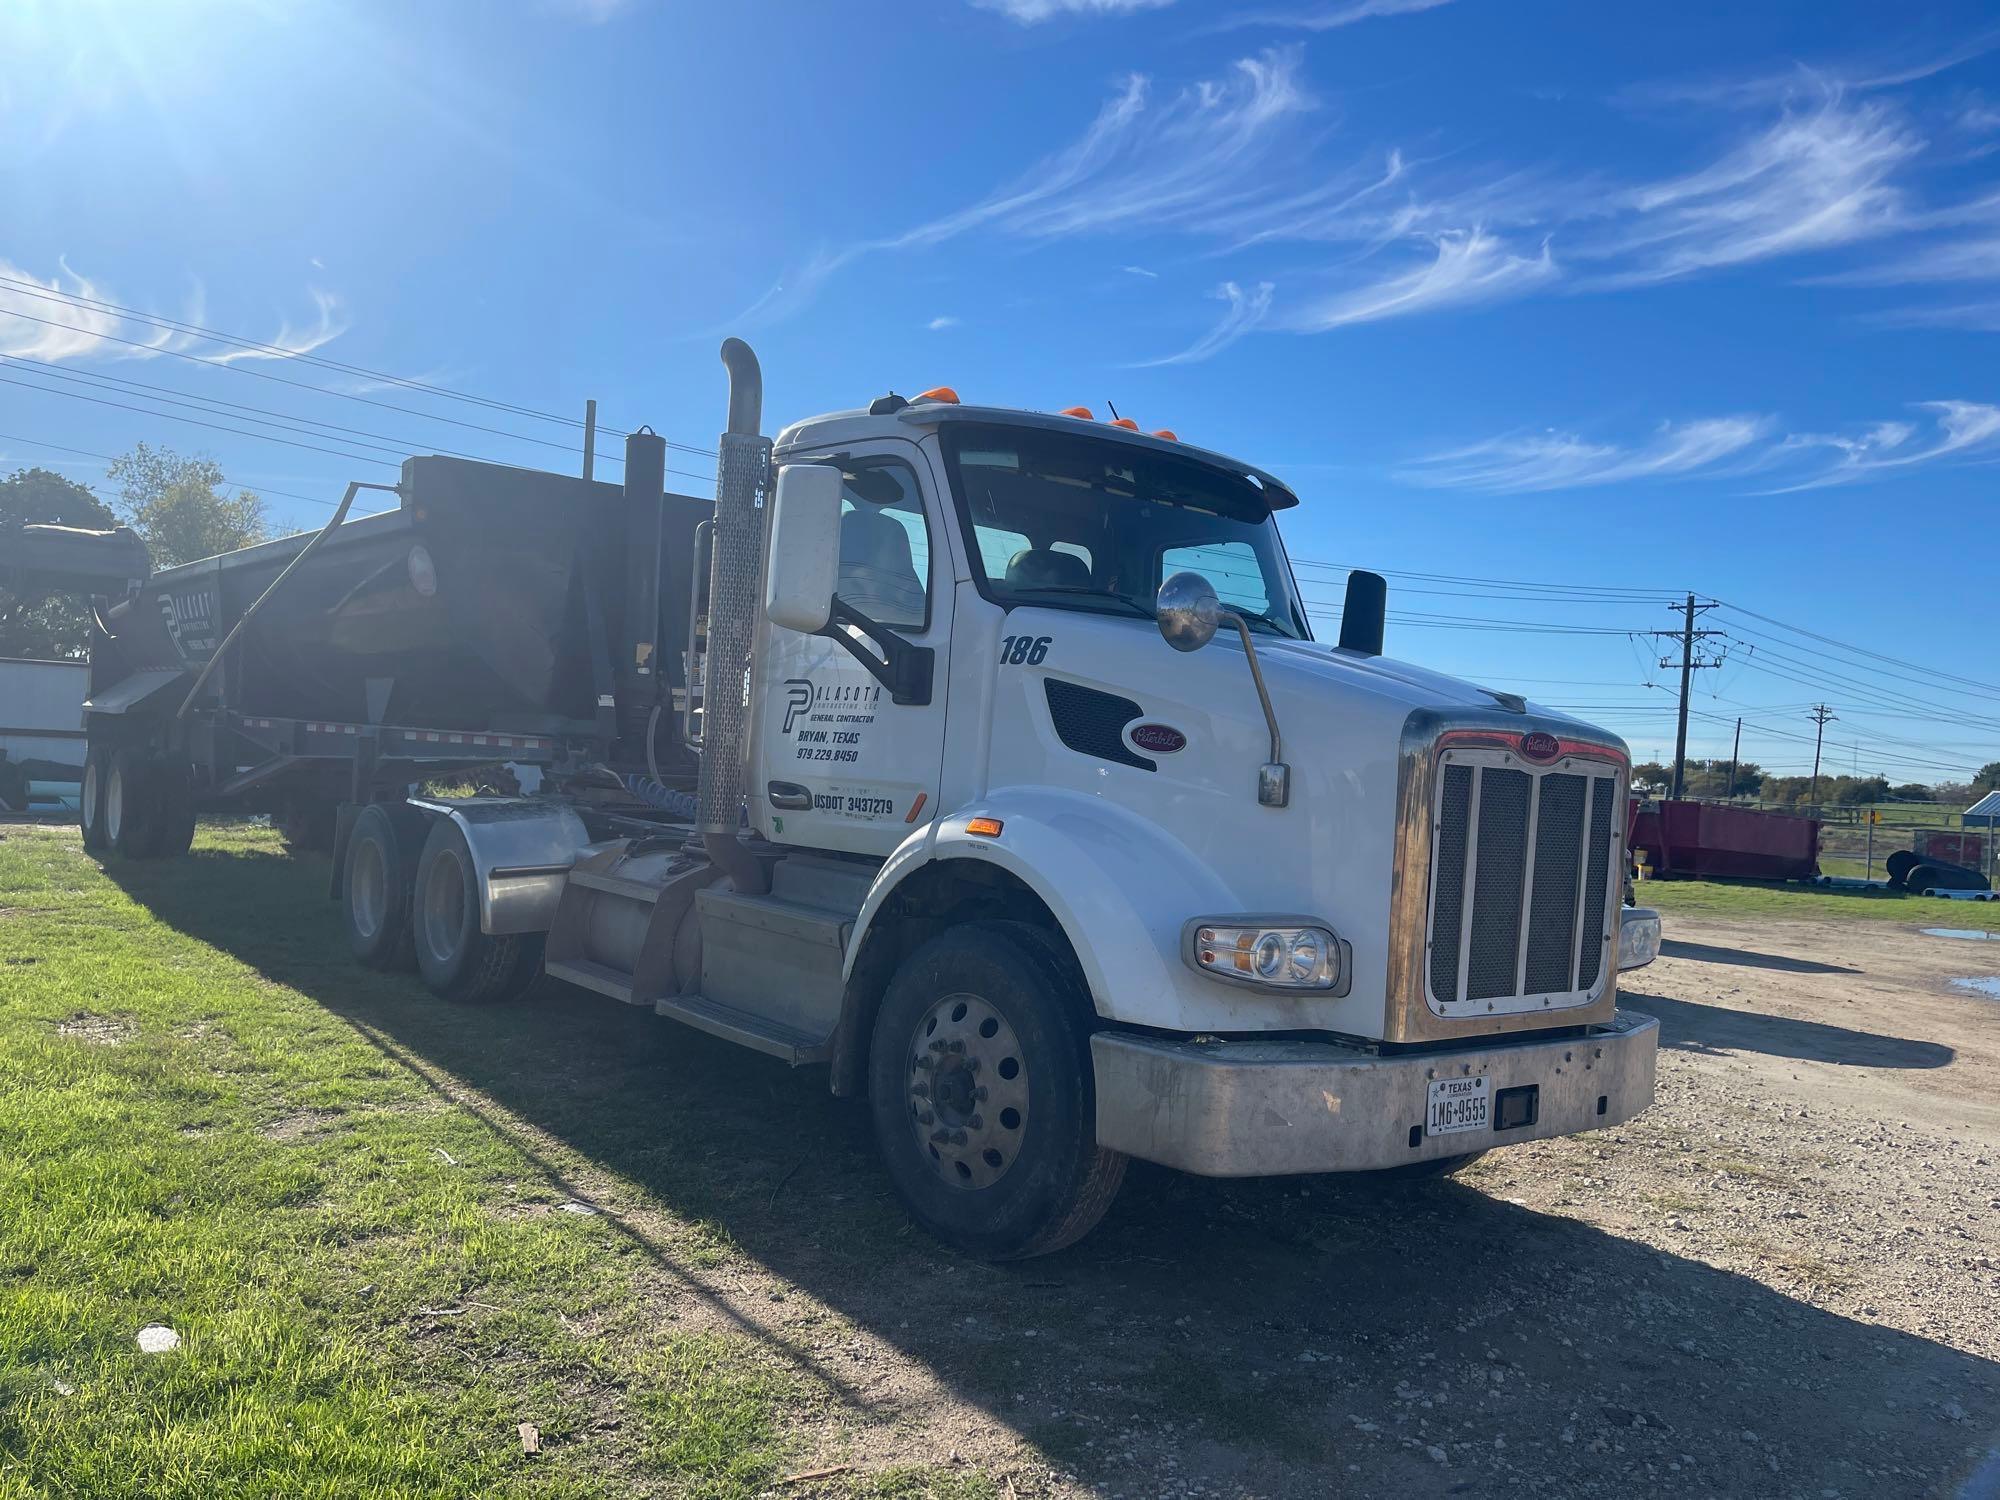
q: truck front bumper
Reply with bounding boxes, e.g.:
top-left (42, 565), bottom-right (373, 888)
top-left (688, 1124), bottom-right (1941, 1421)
top-left (1091, 1009), bottom-right (1659, 1177)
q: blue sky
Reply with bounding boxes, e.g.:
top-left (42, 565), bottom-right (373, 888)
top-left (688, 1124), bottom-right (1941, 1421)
top-left (3, 0), bottom-right (1999, 783)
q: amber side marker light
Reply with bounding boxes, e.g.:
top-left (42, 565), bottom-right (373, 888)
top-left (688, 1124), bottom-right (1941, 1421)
top-left (966, 817), bottom-right (1004, 838)
top-left (1152, 428), bottom-right (1178, 441)
top-left (914, 386), bottom-right (960, 404)
top-left (1109, 417), bottom-right (1139, 430)
top-left (1059, 405), bottom-right (1094, 420)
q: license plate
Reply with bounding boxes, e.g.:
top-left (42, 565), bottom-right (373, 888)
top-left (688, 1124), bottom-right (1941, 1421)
top-left (1426, 1076), bottom-right (1490, 1137)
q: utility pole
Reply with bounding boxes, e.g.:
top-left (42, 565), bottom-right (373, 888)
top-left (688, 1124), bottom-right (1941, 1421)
top-left (1808, 704), bottom-right (1836, 808)
top-left (1725, 716), bottom-right (1742, 801)
top-left (1650, 594), bottom-right (1723, 801)
top-left (582, 399), bottom-right (598, 481)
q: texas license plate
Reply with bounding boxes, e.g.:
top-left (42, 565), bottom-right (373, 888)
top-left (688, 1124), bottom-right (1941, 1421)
top-left (1426, 1076), bottom-right (1490, 1136)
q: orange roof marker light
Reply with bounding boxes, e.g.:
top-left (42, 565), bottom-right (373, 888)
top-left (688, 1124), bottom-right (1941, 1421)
top-left (1059, 405), bottom-right (1094, 420)
top-left (1109, 417), bottom-right (1139, 431)
top-left (913, 386), bottom-right (959, 405)
top-left (966, 816), bottom-right (1004, 838)
top-left (1152, 428), bottom-right (1179, 441)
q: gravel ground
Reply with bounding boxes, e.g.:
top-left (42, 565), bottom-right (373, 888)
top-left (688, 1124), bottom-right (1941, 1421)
top-left (707, 909), bottom-right (2000, 1499)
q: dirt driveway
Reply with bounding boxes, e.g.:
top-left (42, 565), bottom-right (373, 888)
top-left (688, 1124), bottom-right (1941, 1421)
top-left (266, 901), bottom-right (1994, 1499)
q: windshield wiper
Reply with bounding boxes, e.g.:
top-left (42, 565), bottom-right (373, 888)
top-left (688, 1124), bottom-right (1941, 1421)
top-left (1005, 586), bottom-right (1155, 619)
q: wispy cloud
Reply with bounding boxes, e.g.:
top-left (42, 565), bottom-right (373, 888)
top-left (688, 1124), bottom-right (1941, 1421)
top-left (926, 315), bottom-right (961, 331)
top-left (1134, 280), bottom-right (1273, 365)
top-left (968, 0), bottom-right (1171, 22)
top-left (1763, 400), bottom-right (2000, 489)
top-left (1582, 91), bottom-right (1921, 284)
top-left (1861, 298), bottom-right (2000, 331)
top-left (0, 260), bottom-right (349, 367)
top-left (728, 40), bottom-right (2000, 360)
top-left (1400, 403), bottom-right (2000, 493)
top-left (1400, 416), bottom-right (1770, 492)
top-left (1285, 228), bottom-right (1556, 329)
top-left (1217, 0), bottom-right (1452, 34)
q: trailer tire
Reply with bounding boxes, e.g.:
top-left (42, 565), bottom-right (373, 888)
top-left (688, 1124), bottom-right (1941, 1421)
top-left (80, 744), bottom-right (111, 851)
top-left (868, 921), bottom-right (1126, 1261)
top-left (105, 749), bottom-right (158, 859)
top-left (413, 817), bottom-right (541, 1003)
top-left (1904, 865), bottom-right (1939, 896)
top-left (148, 759), bottom-right (197, 859)
top-left (345, 804), bottom-right (425, 970)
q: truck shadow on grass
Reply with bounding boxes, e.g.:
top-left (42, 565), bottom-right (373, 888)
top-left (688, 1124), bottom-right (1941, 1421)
top-left (109, 845), bottom-right (2000, 1499)
top-left (1623, 991), bottom-right (1955, 1070)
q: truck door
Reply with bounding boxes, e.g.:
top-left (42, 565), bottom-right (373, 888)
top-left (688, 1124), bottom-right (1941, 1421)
top-left (751, 447), bottom-right (949, 858)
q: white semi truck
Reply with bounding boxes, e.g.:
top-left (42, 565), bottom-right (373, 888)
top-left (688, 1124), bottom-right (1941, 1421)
top-left (372, 341), bottom-right (1663, 1258)
top-left (46, 336), bottom-right (1660, 1259)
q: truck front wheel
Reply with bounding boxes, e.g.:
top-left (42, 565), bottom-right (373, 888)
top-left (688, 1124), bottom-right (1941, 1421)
top-left (80, 745), bottom-right (110, 851)
top-left (868, 922), bottom-right (1126, 1261)
top-left (412, 817), bottom-right (542, 1003)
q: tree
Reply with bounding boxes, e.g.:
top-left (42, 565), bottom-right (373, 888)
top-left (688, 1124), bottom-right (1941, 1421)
top-left (1890, 783), bottom-right (1935, 803)
top-left (108, 443), bottom-right (267, 568)
top-left (1977, 763), bottom-right (2000, 794)
top-left (0, 466), bottom-right (117, 659)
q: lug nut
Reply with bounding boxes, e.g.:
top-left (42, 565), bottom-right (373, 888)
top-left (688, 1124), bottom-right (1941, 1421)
top-left (968, 1115), bottom-right (983, 1130)
top-left (975, 1085), bottom-right (988, 1101)
top-left (947, 1039), bottom-right (965, 1054)
top-left (911, 1083), bottom-right (930, 1099)
top-left (952, 1130), bottom-right (968, 1146)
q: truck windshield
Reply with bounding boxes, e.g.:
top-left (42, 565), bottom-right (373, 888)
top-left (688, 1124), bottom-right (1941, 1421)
top-left (940, 422), bottom-right (1310, 639)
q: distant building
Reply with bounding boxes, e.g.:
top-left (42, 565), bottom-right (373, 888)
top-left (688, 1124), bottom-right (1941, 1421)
top-left (1966, 790), bottom-right (2000, 830)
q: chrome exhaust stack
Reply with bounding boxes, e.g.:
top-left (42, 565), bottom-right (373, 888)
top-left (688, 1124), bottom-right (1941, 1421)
top-left (696, 338), bottom-right (772, 895)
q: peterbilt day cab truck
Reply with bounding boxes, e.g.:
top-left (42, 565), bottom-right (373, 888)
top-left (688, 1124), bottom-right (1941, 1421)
top-left (20, 339), bottom-right (1661, 1259)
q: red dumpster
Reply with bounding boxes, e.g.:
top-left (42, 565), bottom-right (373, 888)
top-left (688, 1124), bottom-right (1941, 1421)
top-left (1629, 800), bottom-right (1820, 882)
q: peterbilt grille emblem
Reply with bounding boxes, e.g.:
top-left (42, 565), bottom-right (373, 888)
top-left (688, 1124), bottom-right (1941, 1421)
top-left (1129, 723), bottom-right (1187, 754)
top-left (1519, 731), bottom-right (1560, 763)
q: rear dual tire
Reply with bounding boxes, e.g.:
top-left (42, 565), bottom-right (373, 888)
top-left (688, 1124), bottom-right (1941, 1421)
top-left (411, 816), bottom-right (542, 1003)
top-left (82, 746), bottom-right (195, 859)
top-left (343, 804), bottom-right (427, 970)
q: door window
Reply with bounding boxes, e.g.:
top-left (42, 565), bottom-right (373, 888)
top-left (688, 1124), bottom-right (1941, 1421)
top-left (836, 461), bottom-right (930, 631)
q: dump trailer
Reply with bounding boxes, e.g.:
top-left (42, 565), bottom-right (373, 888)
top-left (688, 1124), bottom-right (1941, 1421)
top-left (16, 341), bottom-right (1660, 1258)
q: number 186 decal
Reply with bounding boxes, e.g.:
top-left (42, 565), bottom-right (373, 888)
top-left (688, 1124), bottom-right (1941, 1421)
top-left (999, 634), bottom-right (1051, 666)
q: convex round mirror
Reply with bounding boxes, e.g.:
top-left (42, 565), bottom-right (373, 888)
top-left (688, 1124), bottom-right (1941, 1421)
top-left (1156, 570), bottom-right (1220, 653)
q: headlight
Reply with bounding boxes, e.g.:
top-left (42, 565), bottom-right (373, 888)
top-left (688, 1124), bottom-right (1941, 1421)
top-left (1185, 918), bottom-right (1346, 992)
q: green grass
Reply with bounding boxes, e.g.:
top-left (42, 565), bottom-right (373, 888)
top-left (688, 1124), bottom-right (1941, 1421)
top-left (1640, 875), bottom-right (1994, 924)
top-left (0, 822), bottom-right (930, 1499)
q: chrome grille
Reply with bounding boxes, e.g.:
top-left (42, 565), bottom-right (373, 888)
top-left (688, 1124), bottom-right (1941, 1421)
top-left (1427, 752), bottom-right (1620, 1012)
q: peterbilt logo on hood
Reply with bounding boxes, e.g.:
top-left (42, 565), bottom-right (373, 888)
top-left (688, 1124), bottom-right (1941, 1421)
top-left (1519, 731), bottom-right (1561, 763)
top-left (1129, 723), bottom-right (1187, 754)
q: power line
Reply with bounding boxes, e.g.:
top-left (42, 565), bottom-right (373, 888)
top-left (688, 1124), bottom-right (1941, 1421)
top-left (1714, 598), bottom-right (2000, 700)
top-left (0, 429), bottom-right (392, 515)
top-left (0, 372), bottom-right (397, 467)
top-left (0, 279), bottom-right (719, 461)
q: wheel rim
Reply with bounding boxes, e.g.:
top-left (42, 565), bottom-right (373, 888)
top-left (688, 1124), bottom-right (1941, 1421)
top-left (81, 762), bottom-right (98, 831)
top-left (106, 766), bottom-right (124, 844)
top-left (421, 851), bottom-right (467, 965)
top-left (351, 836), bottom-right (388, 941)
top-left (905, 991), bottom-right (1030, 1190)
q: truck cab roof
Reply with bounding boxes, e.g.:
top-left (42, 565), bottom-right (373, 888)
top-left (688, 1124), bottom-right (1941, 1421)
top-left (774, 400), bottom-right (1301, 510)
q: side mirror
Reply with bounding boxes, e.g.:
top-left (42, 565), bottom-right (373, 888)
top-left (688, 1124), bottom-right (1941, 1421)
top-left (764, 463), bottom-right (844, 633)
top-left (1156, 570), bottom-right (1220, 652)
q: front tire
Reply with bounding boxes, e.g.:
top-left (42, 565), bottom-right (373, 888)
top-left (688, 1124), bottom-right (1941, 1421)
top-left (412, 817), bottom-right (541, 1002)
top-left (868, 921), bottom-right (1126, 1261)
